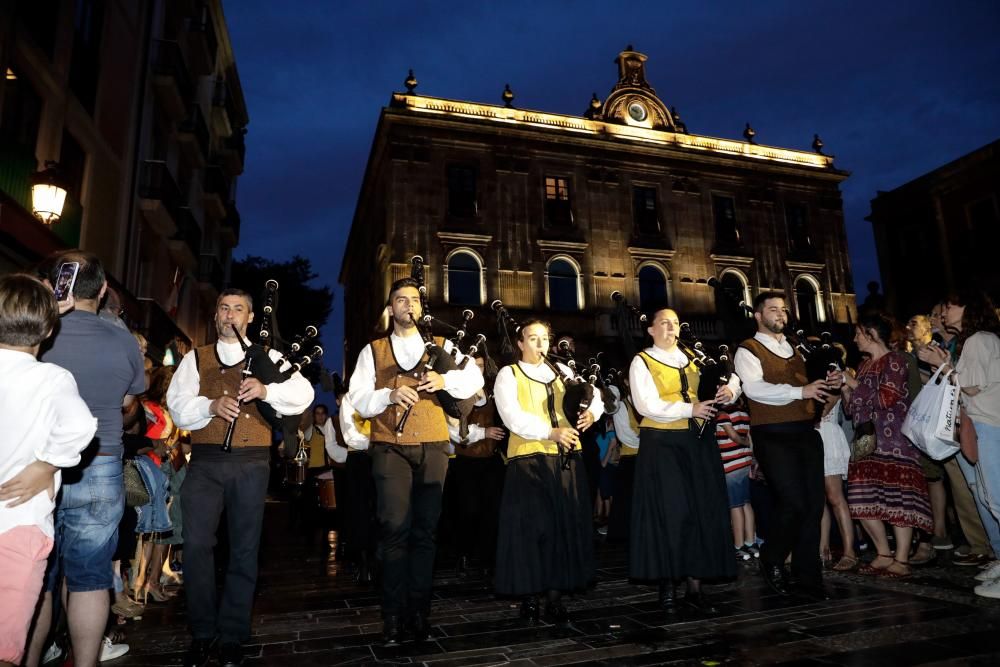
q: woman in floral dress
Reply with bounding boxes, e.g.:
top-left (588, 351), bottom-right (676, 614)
top-left (841, 312), bottom-right (932, 578)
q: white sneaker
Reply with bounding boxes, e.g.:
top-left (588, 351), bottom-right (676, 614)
top-left (974, 560), bottom-right (1000, 581)
top-left (41, 642), bottom-right (63, 663)
top-left (99, 637), bottom-right (130, 662)
top-left (973, 577), bottom-right (1000, 599)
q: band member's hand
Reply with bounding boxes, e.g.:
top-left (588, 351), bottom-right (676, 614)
top-left (485, 427), bottom-right (506, 440)
top-left (0, 461), bottom-right (58, 506)
top-left (390, 386), bottom-right (420, 408)
top-left (550, 427), bottom-right (580, 448)
top-left (714, 385), bottom-right (734, 404)
top-left (577, 411), bottom-right (595, 431)
top-left (692, 400), bottom-right (718, 420)
top-left (210, 395), bottom-right (241, 422)
top-left (417, 371), bottom-right (444, 393)
top-left (917, 344), bottom-right (949, 369)
top-left (238, 378), bottom-right (267, 402)
top-left (56, 293), bottom-right (76, 315)
top-left (802, 379), bottom-right (831, 403)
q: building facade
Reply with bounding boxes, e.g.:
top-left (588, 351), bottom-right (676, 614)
top-left (340, 49), bottom-right (855, 370)
top-left (867, 139), bottom-right (1000, 319)
top-left (0, 0), bottom-right (246, 357)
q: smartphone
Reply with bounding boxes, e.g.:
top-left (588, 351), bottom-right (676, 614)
top-left (53, 262), bottom-right (80, 301)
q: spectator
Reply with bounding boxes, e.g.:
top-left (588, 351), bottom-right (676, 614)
top-left (26, 251), bottom-right (146, 667)
top-left (0, 274), bottom-right (96, 666)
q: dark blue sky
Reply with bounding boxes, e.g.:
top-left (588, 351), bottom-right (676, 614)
top-left (225, 0), bottom-right (1000, 374)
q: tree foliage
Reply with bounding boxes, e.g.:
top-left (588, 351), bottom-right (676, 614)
top-left (230, 255), bottom-right (333, 351)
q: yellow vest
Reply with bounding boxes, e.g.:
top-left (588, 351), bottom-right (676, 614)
top-left (619, 398), bottom-right (641, 457)
top-left (307, 428), bottom-right (326, 468)
top-left (637, 350), bottom-right (701, 430)
top-left (352, 411), bottom-right (371, 439)
top-left (506, 364), bottom-right (573, 460)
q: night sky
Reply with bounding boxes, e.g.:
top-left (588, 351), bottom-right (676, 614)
top-left (225, 0), bottom-right (1000, 376)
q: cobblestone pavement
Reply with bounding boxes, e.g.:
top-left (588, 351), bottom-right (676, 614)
top-left (104, 501), bottom-right (1000, 666)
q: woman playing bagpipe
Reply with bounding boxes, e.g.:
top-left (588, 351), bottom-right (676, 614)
top-left (628, 307), bottom-right (741, 614)
top-left (493, 319), bottom-right (604, 624)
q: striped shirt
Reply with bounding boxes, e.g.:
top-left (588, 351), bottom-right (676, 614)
top-left (716, 408), bottom-right (752, 474)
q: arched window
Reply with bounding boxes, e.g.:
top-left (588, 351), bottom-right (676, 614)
top-left (719, 270), bottom-right (751, 317)
top-left (547, 257), bottom-right (581, 312)
top-left (445, 250), bottom-right (483, 306)
top-left (638, 264), bottom-right (668, 312)
top-left (794, 275), bottom-right (825, 328)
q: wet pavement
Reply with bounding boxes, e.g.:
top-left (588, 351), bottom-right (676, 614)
top-left (105, 501), bottom-right (1000, 666)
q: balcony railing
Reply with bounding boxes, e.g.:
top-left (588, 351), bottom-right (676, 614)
top-left (220, 200), bottom-right (240, 246)
top-left (198, 253), bottom-right (224, 292)
top-left (170, 207), bottom-right (203, 265)
top-left (218, 128), bottom-right (246, 175)
top-left (139, 160), bottom-right (183, 235)
top-left (151, 40), bottom-right (194, 120)
top-left (177, 103), bottom-right (210, 166)
top-left (211, 78), bottom-right (233, 137)
top-left (203, 164), bottom-right (230, 197)
top-left (182, 1), bottom-right (219, 75)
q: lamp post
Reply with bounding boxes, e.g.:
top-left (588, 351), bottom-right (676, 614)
top-left (30, 161), bottom-right (68, 225)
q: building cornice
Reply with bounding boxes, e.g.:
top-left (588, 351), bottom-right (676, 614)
top-left (391, 93), bottom-right (840, 173)
top-left (710, 253), bottom-right (755, 268)
top-left (628, 246), bottom-right (676, 261)
top-left (436, 231), bottom-right (493, 246)
top-left (785, 260), bottom-right (826, 272)
top-left (536, 239), bottom-right (589, 253)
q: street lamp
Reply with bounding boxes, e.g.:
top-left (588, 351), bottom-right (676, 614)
top-left (30, 161), bottom-right (68, 225)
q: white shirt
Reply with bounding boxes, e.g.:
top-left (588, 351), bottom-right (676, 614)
top-left (337, 393), bottom-right (370, 451)
top-left (733, 332), bottom-right (805, 405)
top-left (315, 419), bottom-right (348, 463)
top-left (166, 339), bottom-right (315, 431)
top-left (607, 385), bottom-right (639, 448)
top-left (629, 346), bottom-right (742, 423)
top-left (0, 349), bottom-right (97, 538)
top-left (448, 391), bottom-right (490, 445)
top-left (348, 333), bottom-right (484, 419)
top-left (494, 360), bottom-right (605, 441)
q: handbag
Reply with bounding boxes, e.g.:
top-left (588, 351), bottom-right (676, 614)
top-left (124, 459), bottom-right (150, 508)
top-left (851, 418), bottom-right (877, 462)
top-left (901, 367), bottom-right (960, 460)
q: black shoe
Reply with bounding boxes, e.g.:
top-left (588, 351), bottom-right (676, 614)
top-left (657, 582), bottom-right (677, 613)
top-left (544, 602), bottom-right (569, 625)
top-left (218, 642), bottom-right (243, 667)
top-left (382, 615), bottom-right (404, 646)
top-left (759, 560), bottom-right (791, 595)
top-left (683, 591), bottom-right (718, 615)
top-left (182, 638), bottom-right (216, 667)
top-left (519, 596), bottom-right (540, 623)
top-left (409, 612), bottom-right (431, 642)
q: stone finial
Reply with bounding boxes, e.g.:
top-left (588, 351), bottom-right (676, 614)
top-left (812, 133), bottom-right (825, 154)
top-left (743, 122), bottom-right (756, 144)
top-left (590, 93), bottom-right (601, 111)
top-left (404, 69), bottom-right (417, 93)
top-left (502, 83), bottom-right (514, 108)
top-left (671, 106), bottom-right (687, 134)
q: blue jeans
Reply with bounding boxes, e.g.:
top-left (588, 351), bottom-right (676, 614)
top-left (972, 421), bottom-right (1000, 552)
top-left (725, 466), bottom-right (751, 509)
top-left (46, 458), bottom-right (124, 593)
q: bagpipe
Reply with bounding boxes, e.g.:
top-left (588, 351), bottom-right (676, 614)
top-left (394, 256), bottom-right (490, 440)
top-left (785, 321), bottom-right (843, 391)
top-left (222, 279), bottom-right (324, 453)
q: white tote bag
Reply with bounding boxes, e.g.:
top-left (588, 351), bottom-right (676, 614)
top-left (902, 367), bottom-right (960, 460)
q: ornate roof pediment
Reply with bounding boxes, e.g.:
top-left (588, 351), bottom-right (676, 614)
top-left (596, 47), bottom-right (677, 133)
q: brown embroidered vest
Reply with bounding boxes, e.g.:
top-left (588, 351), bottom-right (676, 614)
top-left (189, 344), bottom-right (272, 447)
top-left (455, 400), bottom-right (498, 458)
top-left (738, 337), bottom-right (816, 426)
top-left (368, 336), bottom-right (450, 444)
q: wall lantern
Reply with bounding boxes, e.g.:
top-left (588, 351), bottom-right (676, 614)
top-left (31, 161), bottom-right (68, 225)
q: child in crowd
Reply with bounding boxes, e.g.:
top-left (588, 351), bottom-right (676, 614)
top-left (0, 274), bottom-right (96, 666)
top-left (716, 396), bottom-right (758, 561)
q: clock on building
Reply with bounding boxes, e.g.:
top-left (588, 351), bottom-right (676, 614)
top-left (627, 101), bottom-right (648, 122)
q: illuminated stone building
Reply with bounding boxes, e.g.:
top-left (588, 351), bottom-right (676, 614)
top-left (340, 48), bottom-right (856, 369)
top-left (0, 0), bottom-right (247, 355)
top-left (867, 139), bottom-right (1000, 318)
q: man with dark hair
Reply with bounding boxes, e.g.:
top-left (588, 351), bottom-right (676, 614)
top-left (27, 251), bottom-right (146, 667)
top-left (733, 291), bottom-right (837, 598)
top-left (348, 277), bottom-right (483, 644)
top-left (167, 288), bottom-right (313, 667)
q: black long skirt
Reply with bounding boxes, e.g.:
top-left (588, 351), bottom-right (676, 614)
top-left (606, 455), bottom-right (636, 544)
top-left (495, 453), bottom-right (595, 596)
top-left (629, 427), bottom-right (736, 582)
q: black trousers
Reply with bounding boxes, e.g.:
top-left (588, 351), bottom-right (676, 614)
top-left (181, 446), bottom-right (269, 643)
top-left (370, 442), bottom-right (449, 618)
top-left (751, 425), bottom-right (825, 586)
top-left (450, 454), bottom-right (504, 565)
top-left (344, 451), bottom-right (377, 559)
